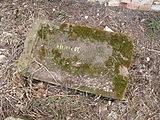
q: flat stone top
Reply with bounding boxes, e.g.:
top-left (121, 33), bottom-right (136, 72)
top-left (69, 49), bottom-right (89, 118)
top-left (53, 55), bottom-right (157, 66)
top-left (18, 19), bottom-right (134, 100)
top-left (47, 34), bottom-right (113, 68)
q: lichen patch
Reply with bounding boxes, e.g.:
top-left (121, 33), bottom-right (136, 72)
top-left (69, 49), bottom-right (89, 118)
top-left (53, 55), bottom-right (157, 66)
top-left (119, 66), bottom-right (129, 77)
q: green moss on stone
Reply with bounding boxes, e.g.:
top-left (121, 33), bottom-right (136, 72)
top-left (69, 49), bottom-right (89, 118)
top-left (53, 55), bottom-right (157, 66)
top-left (52, 49), bottom-right (107, 76)
top-left (37, 23), bottom-right (50, 39)
top-left (38, 45), bottom-right (46, 60)
top-left (72, 86), bottom-right (115, 99)
top-left (72, 25), bottom-right (133, 60)
top-left (113, 75), bottom-right (128, 99)
top-left (72, 25), bottom-right (107, 42)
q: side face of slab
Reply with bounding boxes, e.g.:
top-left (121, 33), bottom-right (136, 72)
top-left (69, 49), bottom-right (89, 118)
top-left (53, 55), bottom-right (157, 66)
top-left (18, 19), bottom-right (134, 100)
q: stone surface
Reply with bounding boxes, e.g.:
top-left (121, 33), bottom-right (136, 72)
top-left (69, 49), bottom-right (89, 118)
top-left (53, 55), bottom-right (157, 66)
top-left (18, 19), bottom-right (134, 100)
top-left (0, 55), bottom-right (6, 63)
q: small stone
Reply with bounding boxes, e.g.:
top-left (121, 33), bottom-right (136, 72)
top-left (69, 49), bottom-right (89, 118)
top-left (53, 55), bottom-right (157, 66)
top-left (104, 2), bottom-right (107, 7)
top-left (141, 19), bottom-right (146, 22)
top-left (104, 25), bottom-right (114, 32)
top-left (108, 100), bottom-right (112, 105)
top-left (121, 22), bottom-right (125, 26)
top-left (52, 8), bottom-right (56, 12)
top-left (66, 116), bottom-right (72, 120)
top-left (85, 16), bottom-right (88, 19)
top-left (110, 89), bottom-right (113, 92)
top-left (24, 5), bottom-right (28, 8)
top-left (146, 57), bottom-right (150, 62)
top-left (139, 69), bottom-right (143, 73)
top-left (0, 48), bottom-right (7, 52)
top-left (0, 55), bottom-right (6, 63)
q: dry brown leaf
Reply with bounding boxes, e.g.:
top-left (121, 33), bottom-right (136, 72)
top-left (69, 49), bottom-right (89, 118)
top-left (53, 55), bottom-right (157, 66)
top-left (34, 63), bottom-right (41, 69)
top-left (36, 88), bottom-right (48, 98)
top-left (34, 82), bottom-right (45, 89)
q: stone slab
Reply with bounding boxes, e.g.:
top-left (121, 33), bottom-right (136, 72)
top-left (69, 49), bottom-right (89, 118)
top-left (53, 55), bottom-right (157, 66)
top-left (18, 19), bottom-right (134, 100)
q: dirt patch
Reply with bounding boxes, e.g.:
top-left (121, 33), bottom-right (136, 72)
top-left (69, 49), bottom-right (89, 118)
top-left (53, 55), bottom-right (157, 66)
top-left (0, 0), bottom-right (160, 119)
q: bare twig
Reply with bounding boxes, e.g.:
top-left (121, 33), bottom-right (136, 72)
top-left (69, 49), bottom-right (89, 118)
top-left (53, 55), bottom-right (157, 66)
top-left (147, 48), bottom-right (160, 54)
top-left (34, 60), bottom-right (60, 84)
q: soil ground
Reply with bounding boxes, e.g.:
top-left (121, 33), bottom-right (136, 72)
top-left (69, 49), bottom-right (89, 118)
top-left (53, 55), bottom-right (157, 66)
top-left (0, 0), bottom-right (160, 120)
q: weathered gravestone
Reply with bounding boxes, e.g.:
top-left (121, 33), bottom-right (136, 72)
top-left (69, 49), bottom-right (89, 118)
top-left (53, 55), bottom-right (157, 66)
top-left (18, 19), bottom-right (133, 100)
